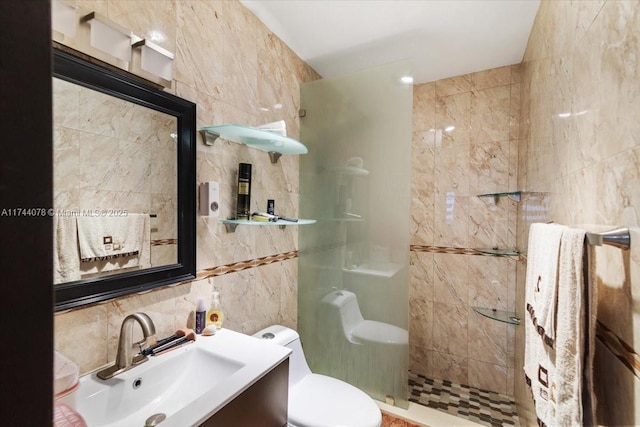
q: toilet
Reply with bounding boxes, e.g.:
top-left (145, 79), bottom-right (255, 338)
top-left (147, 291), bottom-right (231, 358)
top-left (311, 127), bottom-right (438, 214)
top-left (253, 325), bottom-right (382, 427)
top-left (320, 289), bottom-right (408, 347)
top-left (319, 290), bottom-right (409, 400)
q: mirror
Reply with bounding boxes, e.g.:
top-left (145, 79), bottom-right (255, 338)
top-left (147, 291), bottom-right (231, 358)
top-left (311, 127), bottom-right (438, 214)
top-left (53, 48), bottom-right (196, 311)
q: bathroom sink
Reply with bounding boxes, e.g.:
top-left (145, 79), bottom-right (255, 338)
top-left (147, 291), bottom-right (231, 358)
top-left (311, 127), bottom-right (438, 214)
top-left (61, 329), bottom-right (291, 427)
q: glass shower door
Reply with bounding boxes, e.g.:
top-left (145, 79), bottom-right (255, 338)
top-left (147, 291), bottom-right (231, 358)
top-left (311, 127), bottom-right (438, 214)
top-left (298, 61), bottom-right (412, 407)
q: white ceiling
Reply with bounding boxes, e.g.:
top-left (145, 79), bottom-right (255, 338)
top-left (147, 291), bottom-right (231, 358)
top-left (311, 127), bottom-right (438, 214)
top-left (240, 0), bottom-right (540, 84)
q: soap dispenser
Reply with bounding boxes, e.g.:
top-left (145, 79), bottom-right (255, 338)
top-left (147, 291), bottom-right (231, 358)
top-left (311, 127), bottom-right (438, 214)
top-left (206, 291), bottom-right (225, 329)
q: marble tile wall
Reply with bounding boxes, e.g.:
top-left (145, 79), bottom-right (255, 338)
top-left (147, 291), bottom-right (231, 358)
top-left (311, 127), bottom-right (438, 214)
top-left (54, 0), bottom-right (320, 375)
top-left (410, 65), bottom-right (521, 395)
top-left (515, 1), bottom-right (639, 425)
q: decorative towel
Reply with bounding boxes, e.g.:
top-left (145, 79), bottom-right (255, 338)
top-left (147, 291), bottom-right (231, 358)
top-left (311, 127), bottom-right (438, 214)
top-left (524, 224), bottom-right (596, 427)
top-left (77, 214), bottom-right (146, 262)
top-left (78, 214), bottom-right (150, 276)
top-left (525, 222), bottom-right (565, 347)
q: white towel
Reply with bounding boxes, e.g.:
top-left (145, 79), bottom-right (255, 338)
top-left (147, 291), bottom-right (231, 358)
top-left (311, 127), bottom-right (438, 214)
top-left (77, 214), bottom-right (145, 262)
top-left (525, 223), bottom-right (565, 346)
top-left (77, 214), bottom-right (150, 276)
top-left (53, 216), bottom-right (81, 283)
top-left (524, 224), bottom-right (593, 426)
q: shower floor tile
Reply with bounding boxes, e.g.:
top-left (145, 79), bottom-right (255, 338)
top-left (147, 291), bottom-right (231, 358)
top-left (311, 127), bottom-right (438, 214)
top-left (408, 372), bottom-right (520, 427)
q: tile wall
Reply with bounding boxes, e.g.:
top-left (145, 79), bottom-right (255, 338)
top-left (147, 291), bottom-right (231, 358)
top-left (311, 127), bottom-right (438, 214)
top-left (515, 0), bottom-right (639, 425)
top-left (53, 78), bottom-right (178, 280)
top-left (54, 0), bottom-right (320, 375)
top-left (409, 65), bottom-right (521, 395)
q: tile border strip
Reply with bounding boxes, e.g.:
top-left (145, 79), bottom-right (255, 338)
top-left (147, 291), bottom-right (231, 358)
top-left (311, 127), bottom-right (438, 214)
top-left (410, 244), bottom-right (521, 258)
top-left (151, 239), bottom-right (178, 246)
top-left (196, 250), bottom-right (298, 281)
top-left (596, 320), bottom-right (640, 379)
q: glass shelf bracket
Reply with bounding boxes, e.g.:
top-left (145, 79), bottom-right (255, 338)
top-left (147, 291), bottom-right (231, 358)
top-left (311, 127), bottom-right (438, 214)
top-left (199, 124), bottom-right (308, 163)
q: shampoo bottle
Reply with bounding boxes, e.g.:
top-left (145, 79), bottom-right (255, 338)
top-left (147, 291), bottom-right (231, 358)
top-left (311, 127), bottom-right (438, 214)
top-left (236, 163), bottom-right (252, 220)
top-left (206, 291), bottom-right (225, 329)
top-left (195, 297), bottom-right (206, 334)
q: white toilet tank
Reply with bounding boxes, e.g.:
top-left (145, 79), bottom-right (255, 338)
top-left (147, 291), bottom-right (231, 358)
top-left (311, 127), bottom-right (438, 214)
top-left (253, 325), bottom-right (312, 387)
top-left (321, 290), bottom-right (365, 334)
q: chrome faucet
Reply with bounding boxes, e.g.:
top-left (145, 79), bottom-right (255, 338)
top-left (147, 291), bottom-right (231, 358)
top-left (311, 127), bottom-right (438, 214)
top-left (97, 312), bottom-right (156, 380)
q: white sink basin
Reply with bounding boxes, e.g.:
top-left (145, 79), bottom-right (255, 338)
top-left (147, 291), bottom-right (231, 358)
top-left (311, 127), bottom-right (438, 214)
top-left (61, 329), bottom-right (290, 427)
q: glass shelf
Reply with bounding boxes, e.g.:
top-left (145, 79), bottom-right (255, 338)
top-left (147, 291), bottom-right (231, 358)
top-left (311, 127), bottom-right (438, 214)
top-left (332, 166), bottom-right (370, 176)
top-left (219, 218), bottom-right (316, 233)
top-left (199, 124), bottom-right (308, 163)
top-left (476, 191), bottom-right (544, 202)
top-left (475, 247), bottom-right (520, 257)
top-left (473, 307), bottom-right (520, 325)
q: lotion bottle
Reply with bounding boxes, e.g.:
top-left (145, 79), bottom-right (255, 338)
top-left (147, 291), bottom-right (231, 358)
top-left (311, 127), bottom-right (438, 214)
top-left (195, 297), bottom-right (206, 334)
top-left (206, 291), bottom-right (225, 329)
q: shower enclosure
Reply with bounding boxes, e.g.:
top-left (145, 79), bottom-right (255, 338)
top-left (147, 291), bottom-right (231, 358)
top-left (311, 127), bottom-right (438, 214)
top-left (298, 61), bottom-right (412, 407)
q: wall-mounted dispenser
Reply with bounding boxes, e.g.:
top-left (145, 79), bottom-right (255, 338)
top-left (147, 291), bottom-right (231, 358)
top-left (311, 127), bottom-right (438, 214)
top-left (199, 181), bottom-right (220, 217)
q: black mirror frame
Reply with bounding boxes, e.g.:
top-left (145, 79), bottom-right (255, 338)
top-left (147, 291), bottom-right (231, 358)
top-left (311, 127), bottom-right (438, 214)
top-left (53, 48), bottom-right (196, 311)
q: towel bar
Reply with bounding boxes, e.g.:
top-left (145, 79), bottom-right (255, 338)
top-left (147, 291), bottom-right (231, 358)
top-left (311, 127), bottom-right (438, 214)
top-left (586, 227), bottom-right (630, 250)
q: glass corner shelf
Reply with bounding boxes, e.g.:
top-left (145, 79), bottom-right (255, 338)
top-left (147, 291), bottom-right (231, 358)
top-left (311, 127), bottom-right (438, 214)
top-left (219, 218), bottom-right (316, 233)
top-left (198, 124), bottom-right (308, 163)
top-left (476, 190), bottom-right (544, 203)
top-left (475, 247), bottom-right (520, 257)
top-left (332, 166), bottom-right (370, 176)
top-left (473, 307), bottom-right (520, 325)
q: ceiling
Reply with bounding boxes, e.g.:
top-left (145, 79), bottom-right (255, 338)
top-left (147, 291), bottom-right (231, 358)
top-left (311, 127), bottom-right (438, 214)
top-left (240, 0), bottom-right (541, 84)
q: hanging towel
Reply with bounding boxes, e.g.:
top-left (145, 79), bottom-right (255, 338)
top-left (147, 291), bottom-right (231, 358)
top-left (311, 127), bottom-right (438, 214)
top-left (76, 214), bottom-right (150, 275)
top-left (524, 224), bottom-right (595, 427)
top-left (77, 214), bottom-right (145, 262)
top-left (554, 227), bottom-right (588, 425)
top-left (53, 216), bottom-right (81, 283)
top-left (525, 222), bottom-right (565, 347)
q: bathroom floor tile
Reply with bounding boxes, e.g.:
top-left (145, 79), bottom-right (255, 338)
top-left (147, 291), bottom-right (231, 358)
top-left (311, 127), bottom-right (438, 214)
top-left (408, 371), bottom-right (520, 427)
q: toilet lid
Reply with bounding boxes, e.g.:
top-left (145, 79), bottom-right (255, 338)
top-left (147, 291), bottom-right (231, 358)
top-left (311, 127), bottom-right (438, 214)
top-left (352, 321), bottom-right (408, 345)
top-left (289, 374), bottom-right (381, 427)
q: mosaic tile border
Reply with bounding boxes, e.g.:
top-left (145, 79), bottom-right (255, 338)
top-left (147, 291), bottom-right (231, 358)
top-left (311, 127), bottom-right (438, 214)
top-left (596, 320), bottom-right (640, 379)
top-left (410, 245), bottom-right (522, 259)
top-left (151, 239), bottom-right (177, 246)
top-left (409, 371), bottom-right (520, 427)
top-left (195, 250), bottom-right (298, 281)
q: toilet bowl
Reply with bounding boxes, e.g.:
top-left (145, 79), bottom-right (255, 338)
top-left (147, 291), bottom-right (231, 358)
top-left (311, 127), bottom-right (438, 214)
top-left (253, 325), bottom-right (382, 427)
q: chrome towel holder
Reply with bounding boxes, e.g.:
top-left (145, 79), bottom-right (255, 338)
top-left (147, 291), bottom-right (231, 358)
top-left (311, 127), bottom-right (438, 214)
top-left (585, 227), bottom-right (631, 250)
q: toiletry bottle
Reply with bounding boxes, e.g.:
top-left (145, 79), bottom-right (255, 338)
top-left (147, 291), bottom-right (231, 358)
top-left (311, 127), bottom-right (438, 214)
top-left (206, 291), bottom-right (225, 329)
top-left (267, 199), bottom-right (275, 215)
top-left (236, 163), bottom-right (252, 220)
top-left (195, 297), bottom-right (206, 334)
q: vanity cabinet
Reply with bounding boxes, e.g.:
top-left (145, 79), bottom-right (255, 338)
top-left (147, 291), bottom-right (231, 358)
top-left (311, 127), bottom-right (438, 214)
top-left (201, 358), bottom-right (289, 427)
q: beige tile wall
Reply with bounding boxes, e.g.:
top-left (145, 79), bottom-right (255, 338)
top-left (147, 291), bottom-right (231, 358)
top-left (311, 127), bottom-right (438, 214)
top-left (54, 0), bottom-right (320, 375)
top-left (409, 65), bottom-right (521, 395)
top-left (515, 1), bottom-right (639, 425)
